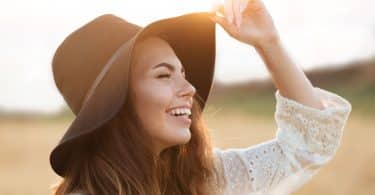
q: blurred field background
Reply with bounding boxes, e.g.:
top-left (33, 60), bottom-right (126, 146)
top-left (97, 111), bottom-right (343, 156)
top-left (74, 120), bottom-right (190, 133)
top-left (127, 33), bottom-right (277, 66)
top-left (0, 57), bottom-right (374, 195)
top-left (2, 0), bottom-right (375, 194)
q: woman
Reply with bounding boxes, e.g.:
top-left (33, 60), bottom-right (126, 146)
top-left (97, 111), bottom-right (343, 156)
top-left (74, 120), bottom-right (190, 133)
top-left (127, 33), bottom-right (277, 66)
top-left (50, 0), bottom-right (352, 194)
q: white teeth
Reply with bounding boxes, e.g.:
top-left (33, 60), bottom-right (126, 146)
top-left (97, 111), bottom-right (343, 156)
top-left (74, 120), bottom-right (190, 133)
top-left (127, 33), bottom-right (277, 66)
top-left (168, 108), bottom-right (191, 116)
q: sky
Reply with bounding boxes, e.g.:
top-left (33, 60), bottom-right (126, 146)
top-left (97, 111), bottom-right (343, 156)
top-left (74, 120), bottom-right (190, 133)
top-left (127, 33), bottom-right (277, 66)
top-left (1, 0), bottom-right (375, 113)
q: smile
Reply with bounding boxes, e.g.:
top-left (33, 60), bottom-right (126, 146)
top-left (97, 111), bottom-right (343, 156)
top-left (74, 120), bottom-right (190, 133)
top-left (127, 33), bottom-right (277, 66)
top-left (166, 112), bottom-right (192, 125)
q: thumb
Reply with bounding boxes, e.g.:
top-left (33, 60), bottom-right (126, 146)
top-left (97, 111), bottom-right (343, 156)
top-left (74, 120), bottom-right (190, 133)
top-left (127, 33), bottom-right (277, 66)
top-left (209, 13), bottom-right (237, 36)
top-left (209, 13), bottom-right (227, 28)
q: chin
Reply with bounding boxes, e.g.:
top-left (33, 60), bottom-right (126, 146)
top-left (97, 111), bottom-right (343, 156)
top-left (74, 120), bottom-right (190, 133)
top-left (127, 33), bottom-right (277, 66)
top-left (179, 127), bottom-right (192, 143)
top-left (169, 128), bottom-right (192, 145)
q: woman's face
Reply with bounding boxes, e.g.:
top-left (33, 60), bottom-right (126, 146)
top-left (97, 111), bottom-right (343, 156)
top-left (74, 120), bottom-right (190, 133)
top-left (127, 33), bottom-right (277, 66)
top-left (129, 36), bottom-right (196, 155)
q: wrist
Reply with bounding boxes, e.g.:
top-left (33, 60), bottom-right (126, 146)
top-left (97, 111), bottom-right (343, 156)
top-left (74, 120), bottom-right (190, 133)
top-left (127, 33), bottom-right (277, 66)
top-left (253, 34), bottom-right (281, 51)
top-left (252, 35), bottom-right (285, 73)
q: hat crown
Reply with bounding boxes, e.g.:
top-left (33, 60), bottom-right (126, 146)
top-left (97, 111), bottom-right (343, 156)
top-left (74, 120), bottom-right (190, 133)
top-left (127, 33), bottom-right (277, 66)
top-left (52, 14), bottom-right (141, 115)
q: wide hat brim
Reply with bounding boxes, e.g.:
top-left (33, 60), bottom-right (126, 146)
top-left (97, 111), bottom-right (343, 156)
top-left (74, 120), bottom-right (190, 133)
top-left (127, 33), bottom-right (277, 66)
top-left (50, 12), bottom-right (216, 177)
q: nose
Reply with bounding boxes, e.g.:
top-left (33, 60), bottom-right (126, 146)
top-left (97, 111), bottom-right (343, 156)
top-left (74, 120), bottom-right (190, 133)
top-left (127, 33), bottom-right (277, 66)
top-left (178, 77), bottom-right (196, 98)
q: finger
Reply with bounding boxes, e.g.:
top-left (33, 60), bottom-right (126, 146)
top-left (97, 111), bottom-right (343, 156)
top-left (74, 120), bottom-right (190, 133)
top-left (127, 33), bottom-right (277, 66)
top-left (209, 14), bottom-right (237, 37)
top-left (224, 0), bottom-right (234, 24)
top-left (232, 0), bottom-right (241, 28)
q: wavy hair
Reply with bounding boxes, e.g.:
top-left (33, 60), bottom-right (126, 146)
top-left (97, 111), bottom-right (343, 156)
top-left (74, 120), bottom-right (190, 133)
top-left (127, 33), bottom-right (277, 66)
top-left (51, 90), bottom-right (220, 195)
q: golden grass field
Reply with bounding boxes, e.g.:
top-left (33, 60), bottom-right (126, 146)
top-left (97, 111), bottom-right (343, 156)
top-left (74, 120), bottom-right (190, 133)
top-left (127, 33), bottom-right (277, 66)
top-left (0, 109), bottom-right (374, 195)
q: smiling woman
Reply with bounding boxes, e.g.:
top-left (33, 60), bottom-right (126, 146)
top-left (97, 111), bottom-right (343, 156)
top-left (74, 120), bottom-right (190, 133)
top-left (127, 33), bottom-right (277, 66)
top-left (49, 12), bottom-right (220, 195)
top-left (49, 1), bottom-right (352, 195)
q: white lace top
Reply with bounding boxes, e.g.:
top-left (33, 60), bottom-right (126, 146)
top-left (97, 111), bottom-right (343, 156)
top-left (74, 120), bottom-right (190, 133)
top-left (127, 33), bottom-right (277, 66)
top-left (210, 87), bottom-right (352, 195)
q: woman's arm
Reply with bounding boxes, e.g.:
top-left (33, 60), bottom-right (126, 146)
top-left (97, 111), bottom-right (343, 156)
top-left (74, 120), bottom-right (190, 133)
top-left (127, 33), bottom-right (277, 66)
top-left (209, 1), bottom-right (352, 194)
top-left (254, 38), bottom-right (326, 111)
top-left (210, 0), bottom-right (325, 111)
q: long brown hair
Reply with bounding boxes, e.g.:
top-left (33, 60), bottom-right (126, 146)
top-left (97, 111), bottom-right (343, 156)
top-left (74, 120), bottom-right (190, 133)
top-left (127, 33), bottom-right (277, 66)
top-left (51, 90), bottom-right (220, 195)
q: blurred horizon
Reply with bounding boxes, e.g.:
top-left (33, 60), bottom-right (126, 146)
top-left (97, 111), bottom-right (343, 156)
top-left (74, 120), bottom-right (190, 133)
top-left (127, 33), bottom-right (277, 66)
top-left (1, 55), bottom-right (374, 118)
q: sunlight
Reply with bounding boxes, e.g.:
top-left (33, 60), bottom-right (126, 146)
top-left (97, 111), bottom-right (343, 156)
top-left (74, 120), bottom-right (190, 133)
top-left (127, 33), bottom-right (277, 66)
top-left (202, 0), bottom-right (223, 12)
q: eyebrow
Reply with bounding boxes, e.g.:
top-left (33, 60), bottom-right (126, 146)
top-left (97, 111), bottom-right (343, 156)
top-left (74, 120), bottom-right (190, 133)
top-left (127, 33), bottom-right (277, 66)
top-left (152, 62), bottom-right (185, 73)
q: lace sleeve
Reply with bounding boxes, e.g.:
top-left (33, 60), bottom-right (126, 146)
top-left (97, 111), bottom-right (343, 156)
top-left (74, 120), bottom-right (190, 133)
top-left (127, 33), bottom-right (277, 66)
top-left (213, 87), bottom-right (352, 195)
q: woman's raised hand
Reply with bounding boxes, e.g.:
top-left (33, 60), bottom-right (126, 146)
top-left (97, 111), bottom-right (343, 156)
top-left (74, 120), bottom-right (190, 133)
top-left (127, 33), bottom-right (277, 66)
top-left (209, 0), bottom-right (280, 48)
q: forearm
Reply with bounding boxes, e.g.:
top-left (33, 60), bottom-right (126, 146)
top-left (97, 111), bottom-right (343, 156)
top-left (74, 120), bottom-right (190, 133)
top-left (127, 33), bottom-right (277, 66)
top-left (254, 38), bottom-right (325, 110)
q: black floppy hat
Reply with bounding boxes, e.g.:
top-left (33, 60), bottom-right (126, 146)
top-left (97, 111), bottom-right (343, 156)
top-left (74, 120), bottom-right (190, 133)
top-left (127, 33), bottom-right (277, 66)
top-left (50, 12), bottom-right (216, 177)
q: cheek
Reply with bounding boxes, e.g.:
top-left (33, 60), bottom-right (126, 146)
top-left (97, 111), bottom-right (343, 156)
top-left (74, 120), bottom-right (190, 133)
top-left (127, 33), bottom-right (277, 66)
top-left (134, 83), bottom-right (174, 129)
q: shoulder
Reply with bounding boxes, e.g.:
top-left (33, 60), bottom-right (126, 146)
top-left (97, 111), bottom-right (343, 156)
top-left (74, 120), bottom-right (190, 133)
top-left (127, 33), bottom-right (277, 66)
top-left (208, 147), bottom-right (228, 193)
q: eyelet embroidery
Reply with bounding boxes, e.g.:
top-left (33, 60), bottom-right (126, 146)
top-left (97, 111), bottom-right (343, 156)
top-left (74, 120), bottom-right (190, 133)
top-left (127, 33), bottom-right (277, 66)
top-left (210, 87), bottom-right (351, 195)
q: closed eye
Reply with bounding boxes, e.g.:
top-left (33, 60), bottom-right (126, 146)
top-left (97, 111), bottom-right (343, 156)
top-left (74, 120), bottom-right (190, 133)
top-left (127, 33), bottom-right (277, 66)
top-left (157, 74), bottom-right (171, 78)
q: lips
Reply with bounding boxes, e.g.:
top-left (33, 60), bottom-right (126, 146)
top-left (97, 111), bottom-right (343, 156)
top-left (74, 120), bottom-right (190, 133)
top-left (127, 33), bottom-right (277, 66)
top-left (166, 112), bottom-right (192, 125)
top-left (165, 104), bottom-right (192, 113)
